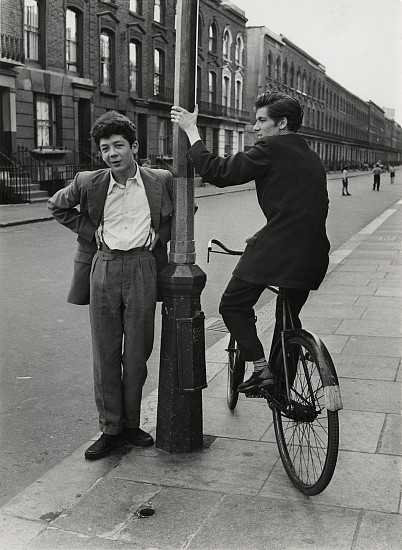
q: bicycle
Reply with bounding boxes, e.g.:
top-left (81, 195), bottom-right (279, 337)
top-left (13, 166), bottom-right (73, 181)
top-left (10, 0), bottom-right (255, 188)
top-left (207, 238), bottom-right (343, 496)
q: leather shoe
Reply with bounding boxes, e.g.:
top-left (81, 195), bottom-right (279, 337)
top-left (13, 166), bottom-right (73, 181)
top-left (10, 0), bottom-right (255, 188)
top-left (84, 433), bottom-right (125, 460)
top-left (124, 427), bottom-right (154, 447)
top-left (238, 368), bottom-right (275, 393)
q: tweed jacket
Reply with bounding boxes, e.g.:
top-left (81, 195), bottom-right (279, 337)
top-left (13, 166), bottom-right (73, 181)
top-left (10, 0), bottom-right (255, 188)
top-left (48, 167), bottom-right (174, 304)
top-left (188, 135), bottom-right (330, 290)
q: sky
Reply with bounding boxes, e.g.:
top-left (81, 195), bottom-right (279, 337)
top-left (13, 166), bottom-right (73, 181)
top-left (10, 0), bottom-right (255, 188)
top-left (230, 0), bottom-right (402, 124)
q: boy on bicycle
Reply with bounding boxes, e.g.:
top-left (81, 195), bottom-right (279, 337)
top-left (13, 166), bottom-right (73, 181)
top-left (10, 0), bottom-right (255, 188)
top-left (171, 92), bottom-right (330, 392)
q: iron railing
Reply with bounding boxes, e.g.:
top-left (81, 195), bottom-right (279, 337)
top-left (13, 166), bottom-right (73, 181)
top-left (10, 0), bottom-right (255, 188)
top-left (0, 146), bottom-right (104, 203)
top-left (0, 168), bottom-right (30, 204)
top-left (1, 33), bottom-right (25, 63)
top-left (197, 100), bottom-right (250, 122)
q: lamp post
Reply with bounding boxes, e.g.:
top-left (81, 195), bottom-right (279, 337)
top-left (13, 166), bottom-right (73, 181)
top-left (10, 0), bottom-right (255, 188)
top-left (156, 0), bottom-right (207, 453)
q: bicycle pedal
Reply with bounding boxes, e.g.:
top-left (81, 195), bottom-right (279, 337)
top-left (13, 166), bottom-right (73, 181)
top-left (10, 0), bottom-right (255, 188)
top-left (245, 389), bottom-right (266, 398)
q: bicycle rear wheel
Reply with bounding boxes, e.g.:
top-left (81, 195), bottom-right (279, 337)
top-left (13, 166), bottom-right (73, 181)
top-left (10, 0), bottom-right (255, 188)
top-left (272, 331), bottom-right (340, 495)
top-left (226, 335), bottom-right (246, 410)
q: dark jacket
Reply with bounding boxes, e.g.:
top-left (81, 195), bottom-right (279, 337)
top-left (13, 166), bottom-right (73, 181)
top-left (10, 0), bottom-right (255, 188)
top-left (48, 167), bottom-right (174, 304)
top-left (188, 135), bottom-right (330, 290)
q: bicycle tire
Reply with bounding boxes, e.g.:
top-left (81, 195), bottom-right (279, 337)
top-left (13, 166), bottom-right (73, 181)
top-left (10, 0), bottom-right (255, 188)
top-left (272, 331), bottom-right (340, 495)
top-left (226, 335), bottom-right (246, 410)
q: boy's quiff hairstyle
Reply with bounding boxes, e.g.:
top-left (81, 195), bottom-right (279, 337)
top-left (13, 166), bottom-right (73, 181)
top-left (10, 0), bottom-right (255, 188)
top-left (90, 111), bottom-right (137, 147)
top-left (254, 91), bottom-right (304, 133)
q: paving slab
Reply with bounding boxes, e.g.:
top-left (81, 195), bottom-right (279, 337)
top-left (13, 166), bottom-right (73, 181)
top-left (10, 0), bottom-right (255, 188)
top-left (335, 263), bottom-right (383, 272)
top-left (337, 410), bottom-right (385, 453)
top-left (354, 510), bottom-right (402, 550)
top-left (301, 304), bottom-right (365, 320)
top-left (330, 354), bottom-right (399, 381)
top-left (316, 284), bottom-right (378, 296)
top-left (299, 317), bottom-right (343, 335)
top-left (202, 395), bottom-right (272, 441)
top-left (51, 479), bottom-right (225, 549)
top-left (342, 335), bottom-right (402, 358)
top-left (375, 286), bottom-right (402, 297)
top-left (318, 334), bottom-right (350, 354)
top-left (306, 293), bottom-right (358, 306)
top-left (0, 513), bottom-right (46, 550)
top-left (111, 438), bottom-right (280, 497)
top-left (335, 318), bottom-right (401, 338)
top-left (340, 378), bottom-right (400, 413)
top-left (28, 529), bottom-right (135, 550)
top-left (361, 305), bottom-right (401, 319)
top-left (261, 451), bottom-right (401, 513)
top-left (376, 414), bottom-right (402, 456)
top-left (189, 495), bottom-right (360, 550)
top-left (337, 259), bottom-right (393, 266)
top-left (0, 441), bottom-right (127, 522)
top-left (321, 273), bottom-right (372, 285)
top-left (261, 409), bottom-right (385, 454)
top-left (372, 277), bottom-right (402, 287)
top-left (350, 251), bottom-right (399, 259)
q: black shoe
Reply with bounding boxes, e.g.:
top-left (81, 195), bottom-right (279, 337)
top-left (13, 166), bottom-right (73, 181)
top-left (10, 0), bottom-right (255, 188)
top-left (84, 433), bottom-right (125, 460)
top-left (238, 368), bottom-right (275, 393)
top-left (124, 427), bottom-right (154, 447)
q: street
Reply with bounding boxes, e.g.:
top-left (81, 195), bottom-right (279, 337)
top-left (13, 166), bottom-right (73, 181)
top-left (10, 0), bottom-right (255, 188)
top-left (0, 171), bottom-right (400, 506)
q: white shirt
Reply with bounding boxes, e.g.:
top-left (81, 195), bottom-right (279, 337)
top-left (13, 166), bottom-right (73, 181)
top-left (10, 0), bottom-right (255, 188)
top-left (99, 166), bottom-right (153, 250)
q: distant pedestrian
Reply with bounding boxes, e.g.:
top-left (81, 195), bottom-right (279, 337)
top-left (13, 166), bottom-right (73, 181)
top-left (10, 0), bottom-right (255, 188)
top-left (342, 166), bottom-right (351, 196)
top-left (372, 163), bottom-right (382, 191)
top-left (390, 165), bottom-right (395, 183)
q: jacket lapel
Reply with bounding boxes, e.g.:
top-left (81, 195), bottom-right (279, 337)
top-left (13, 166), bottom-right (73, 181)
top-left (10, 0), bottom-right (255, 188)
top-left (141, 167), bottom-right (162, 232)
top-left (87, 169), bottom-right (110, 225)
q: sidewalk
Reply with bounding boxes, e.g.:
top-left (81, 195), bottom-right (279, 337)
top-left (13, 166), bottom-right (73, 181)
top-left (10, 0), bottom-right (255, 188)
top-left (0, 171), bottom-right (362, 227)
top-left (1, 187), bottom-right (401, 549)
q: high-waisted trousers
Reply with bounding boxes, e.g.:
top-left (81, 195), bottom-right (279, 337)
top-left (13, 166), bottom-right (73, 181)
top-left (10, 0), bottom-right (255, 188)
top-left (89, 247), bottom-right (157, 435)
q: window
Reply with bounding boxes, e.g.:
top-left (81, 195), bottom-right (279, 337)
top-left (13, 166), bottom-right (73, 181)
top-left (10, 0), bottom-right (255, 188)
top-left (208, 71), bottom-right (216, 104)
top-left (289, 64), bottom-right (294, 88)
top-left (154, 49), bottom-right (164, 95)
top-left (154, 0), bottom-right (164, 24)
top-left (283, 60), bottom-right (288, 85)
top-left (235, 80), bottom-right (242, 110)
top-left (223, 76), bottom-right (230, 107)
top-left (129, 42), bottom-right (141, 93)
top-left (35, 95), bottom-right (60, 148)
top-left (130, 0), bottom-right (141, 14)
top-left (267, 52), bottom-right (272, 78)
top-left (198, 14), bottom-right (203, 48)
top-left (296, 71), bottom-right (301, 91)
top-left (209, 22), bottom-right (217, 53)
top-left (157, 118), bottom-right (172, 156)
top-left (235, 34), bottom-right (243, 65)
top-left (100, 32), bottom-right (113, 87)
top-left (223, 29), bottom-right (230, 59)
top-left (302, 73), bottom-right (308, 94)
top-left (275, 57), bottom-right (280, 81)
top-left (66, 9), bottom-right (79, 72)
top-left (24, 0), bottom-right (39, 60)
top-left (224, 130), bottom-right (232, 156)
top-left (197, 66), bottom-right (202, 102)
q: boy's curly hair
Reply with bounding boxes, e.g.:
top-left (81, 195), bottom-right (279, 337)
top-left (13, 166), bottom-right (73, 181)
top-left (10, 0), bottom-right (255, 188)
top-left (90, 111), bottom-right (137, 147)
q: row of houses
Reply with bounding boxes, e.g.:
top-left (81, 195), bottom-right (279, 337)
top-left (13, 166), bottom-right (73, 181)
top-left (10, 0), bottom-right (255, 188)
top-left (0, 0), bottom-right (401, 202)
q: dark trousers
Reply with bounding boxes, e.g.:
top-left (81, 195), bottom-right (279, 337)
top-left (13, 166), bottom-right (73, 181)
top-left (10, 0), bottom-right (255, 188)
top-left (219, 276), bottom-right (309, 363)
top-left (373, 174), bottom-right (380, 190)
top-left (89, 248), bottom-right (157, 435)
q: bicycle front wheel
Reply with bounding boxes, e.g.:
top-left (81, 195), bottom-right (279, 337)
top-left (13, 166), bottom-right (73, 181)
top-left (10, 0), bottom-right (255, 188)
top-left (226, 335), bottom-right (246, 410)
top-left (272, 332), bottom-right (340, 495)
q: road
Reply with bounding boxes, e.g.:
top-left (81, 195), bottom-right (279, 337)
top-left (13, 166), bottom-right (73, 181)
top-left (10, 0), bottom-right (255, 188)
top-left (0, 170), bottom-right (400, 506)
